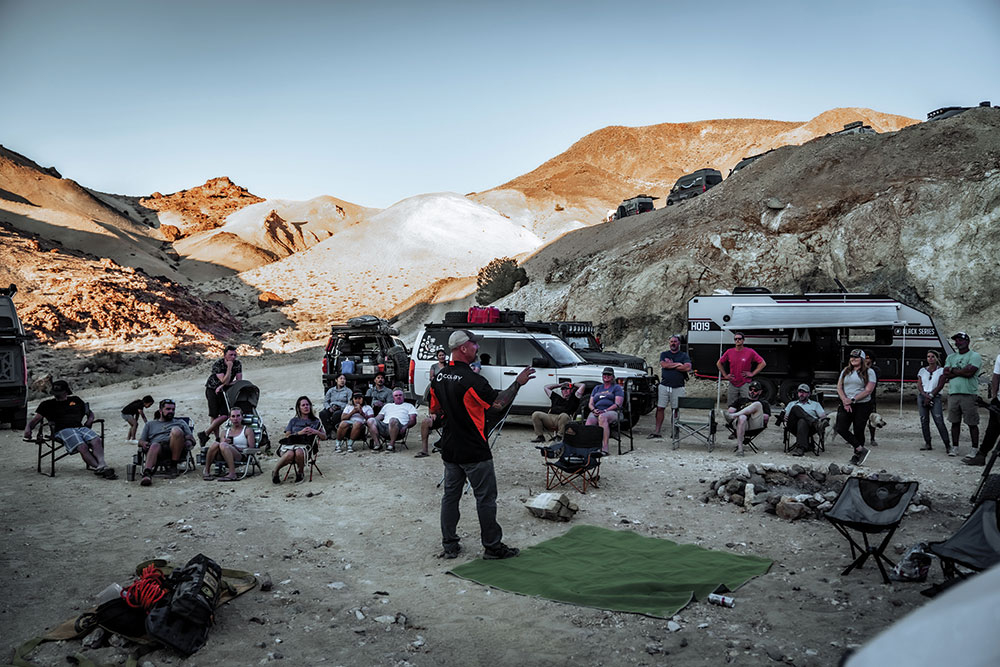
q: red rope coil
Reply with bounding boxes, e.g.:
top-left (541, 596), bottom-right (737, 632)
top-left (121, 564), bottom-right (168, 611)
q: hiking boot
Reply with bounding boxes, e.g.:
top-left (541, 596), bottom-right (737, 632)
top-left (947, 446), bottom-right (957, 457)
top-left (530, 435), bottom-right (546, 443)
top-left (441, 544), bottom-right (462, 559)
top-left (854, 447), bottom-right (870, 466)
top-left (483, 543), bottom-right (520, 560)
top-left (140, 468), bottom-right (153, 486)
top-left (919, 443), bottom-right (933, 451)
top-left (197, 431), bottom-right (209, 447)
top-left (792, 447), bottom-right (805, 457)
top-left (963, 454), bottom-right (987, 466)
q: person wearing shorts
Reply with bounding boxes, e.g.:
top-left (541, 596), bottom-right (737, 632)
top-left (25, 380), bottom-right (114, 479)
top-left (649, 335), bottom-right (691, 439)
top-left (586, 367), bottom-right (625, 454)
top-left (939, 332), bottom-right (982, 457)
top-left (367, 389), bottom-right (417, 451)
top-left (723, 381), bottom-right (771, 456)
top-left (120, 395), bottom-right (153, 443)
top-left (197, 346), bottom-right (242, 446)
top-left (716, 333), bottom-right (766, 407)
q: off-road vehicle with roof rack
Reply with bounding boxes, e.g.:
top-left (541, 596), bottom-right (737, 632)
top-left (927, 101), bottom-right (994, 121)
top-left (665, 168), bottom-right (723, 206)
top-left (321, 315), bottom-right (411, 395)
top-left (0, 284), bottom-right (29, 430)
top-left (542, 321), bottom-right (651, 374)
top-left (614, 195), bottom-right (657, 220)
top-left (411, 313), bottom-right (657, 425)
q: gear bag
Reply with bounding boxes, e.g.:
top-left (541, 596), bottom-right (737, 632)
top-left (145, 553), bottom-right (223, 656)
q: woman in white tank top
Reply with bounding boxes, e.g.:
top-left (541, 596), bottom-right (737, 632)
top-left (202, 407), bottom-right (255, 481)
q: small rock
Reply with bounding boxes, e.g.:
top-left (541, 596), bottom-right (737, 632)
top-left (375, 615), bottom-right (396, 624)
top-left (260, 573), bottom-right (273, 591)
top-left (83, 628), bottom-right (107, 649)
top-left (355, 610), bottom-right (365, 621)
top-left (667, 620), bottom-right (681, 632)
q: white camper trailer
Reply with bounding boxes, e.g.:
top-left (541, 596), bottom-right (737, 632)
top-left (686, 288), bottom-right (953, 403)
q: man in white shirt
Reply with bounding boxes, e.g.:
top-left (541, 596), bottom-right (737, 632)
top-left (367, 388), bottom-right (417, 451)
top-left (783, 384), bottom-right (827, 456)
top-left (964, 352), bottom-right (1000, 466)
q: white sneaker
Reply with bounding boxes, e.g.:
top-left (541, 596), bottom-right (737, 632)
top-left (334, 440), bottom-right (343, 453)
top-left (347, 441), bottom-right (355, 453)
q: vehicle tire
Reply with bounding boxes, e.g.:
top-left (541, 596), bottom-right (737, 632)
top-left (616, 206), bottom-right (627, 219)
top-left (444, 311), bottom-right (467, 324)
top-left (974, 474), bottom-right (1000, 504)
top-left (778, 379), bottom-right (804, 405)
top-left (629, 410), bottom-right (642, 428)
top-left (755, 377), bottom-right (777, 404)
top-left (666, 199), bottom-right (673, 206)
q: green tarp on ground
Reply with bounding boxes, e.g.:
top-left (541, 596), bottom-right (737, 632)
top-left (450, 524), bottom-right (772, 618)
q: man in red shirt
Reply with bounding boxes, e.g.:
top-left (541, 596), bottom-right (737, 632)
top-left (430, 330), bottom-right (534, 560)
top-left (716, 332), bottom-right (766, 407)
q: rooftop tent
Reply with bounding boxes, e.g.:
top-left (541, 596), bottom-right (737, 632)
top-left (721, 303), bottom-right (904, 330)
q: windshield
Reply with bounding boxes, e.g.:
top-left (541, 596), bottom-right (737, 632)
top-left (535, 336), bottom-right (586, 366)
top-left (564, 334), bottom-right (597, 351)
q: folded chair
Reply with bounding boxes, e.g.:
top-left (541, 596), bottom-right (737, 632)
top-left (825, 477), bottom-right (919, 584)
top-left (925, 499), bottom-right (1000, 585)
top-left (537, 422), bottom-right (604, 494)
top-left (31, 418), bottom-right (106, 477)
top-left (671, 397), bottom-right (716, 451)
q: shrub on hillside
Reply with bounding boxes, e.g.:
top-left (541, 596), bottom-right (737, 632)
top-left (476, 257), bottom-right (528, 305)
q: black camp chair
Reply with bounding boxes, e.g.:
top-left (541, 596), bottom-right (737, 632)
top-left (825, 477), bottom-right (919, 584)
top-left (224, 380), bottom-right (271, 453)
top-left (537, 422), bottom-right (604, 494)
top-left (671, 397), bottom-right (717, 451)
top-left (926, 499), bottom-right (1000, 585)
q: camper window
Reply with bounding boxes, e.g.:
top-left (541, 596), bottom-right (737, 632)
top-left (847, 328), bottom-right (893, 345)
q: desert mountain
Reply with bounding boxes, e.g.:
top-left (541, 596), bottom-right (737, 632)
top-left (209, 192), bottom-right (543, 345)
top-left (481, 107), bottom-right (1000, 362)
top-left (473, 108), bottom-right (919, 235)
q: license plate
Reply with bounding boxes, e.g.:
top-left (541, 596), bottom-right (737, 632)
top-left (363, 365), bottom-right (377, 374)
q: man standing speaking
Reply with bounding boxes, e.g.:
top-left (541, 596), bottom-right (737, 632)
top-left (430, 329), bottom-right (534, 560)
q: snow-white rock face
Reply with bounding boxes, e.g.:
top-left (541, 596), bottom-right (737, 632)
top-left (224, 192), bottom-right (544, 340)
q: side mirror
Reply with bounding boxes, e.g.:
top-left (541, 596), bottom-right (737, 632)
top-left (531, 357), bottom-right (551, 368)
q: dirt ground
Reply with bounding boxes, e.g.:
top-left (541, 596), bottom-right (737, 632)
top-left (0, 352), bottom-right (987, 667)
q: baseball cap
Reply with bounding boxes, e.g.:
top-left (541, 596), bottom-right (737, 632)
top-left (797, 383), bottom-right (811, 393)
top-left (352, 391), bottom-right (363, 398)
top-left (448, 330), bottom-right (483, 349)
top-left (602, 367), bottom-right (615, 377)
top-left (51, 380), bottom-right (70, 394)
top-left (951, 331), bottom-right (970, 340)
top-left (849, 349), bottom-right (866, 359)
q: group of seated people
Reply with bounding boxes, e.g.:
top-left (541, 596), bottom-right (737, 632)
top-left (528, 367), bottom-right (626, 455)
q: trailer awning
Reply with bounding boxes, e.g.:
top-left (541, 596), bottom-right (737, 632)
top-left (723, 303), bottom-right (904, 329)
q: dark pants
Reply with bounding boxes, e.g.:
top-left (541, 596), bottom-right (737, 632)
top-left (441, 459), bottom-right (502, 550)
top-left (319, 407), bottom-right (343, 434)
top-left (918, 394), bottom-right (950, 447)
top-left (787, 404), bottom-right (820, 450)
top-left (977, 397), bottom-right (1000, 457)
top-left (836, 401), bottom-right (873, 450)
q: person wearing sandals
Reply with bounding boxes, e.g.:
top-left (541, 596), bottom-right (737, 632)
top-left (273, 396), bottom-right (326, 484)
top-left (836, 349), bottom-right (876, 466)
top-left (335, 391), bottom-right (373, 453)
top-left (203, 406), bottom-right (254, 481)
top-left (917, 350), bottom-right (950, 451)
top-left (366, 388), bottom-right (417, 451)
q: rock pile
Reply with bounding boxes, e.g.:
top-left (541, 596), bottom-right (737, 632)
top-left (703, 463), bottom-right (932, 521)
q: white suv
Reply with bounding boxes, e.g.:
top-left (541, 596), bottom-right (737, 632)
top-left (409, 323), bottom-right (656, 423)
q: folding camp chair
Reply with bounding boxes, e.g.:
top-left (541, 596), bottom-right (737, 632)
top-left (279, 436), bottom-right (323, 482)
top-left (926, 499), bottom-right (1000, 584)
top-left (671, 397), bottom-right (716, 451)
top-left (537, 422), bottom-right (605, 494)
top-left (30, 418), bottom-right (105, 477)
top-left (136, 416), bottom-right (197, 480)
top-left (576, 380), bottom-right (633, 455)
top-left (824, 477), bottom-right (919, 584)
top-left (778, 411), bottom-right (828, 456)
top-left (724, 419), bottom-right (768, 454)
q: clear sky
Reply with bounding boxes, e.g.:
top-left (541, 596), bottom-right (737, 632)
top-left (1, 0), bottom-right (997, 208)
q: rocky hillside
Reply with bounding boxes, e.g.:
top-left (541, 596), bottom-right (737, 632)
top-left (490, 108), bottom-right (1000, 361)
top-left (474, 108), bottom-right (919, 234)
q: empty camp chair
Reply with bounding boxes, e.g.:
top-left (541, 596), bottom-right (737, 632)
top-left (926, 499), bottom-right (1000, 583)
top-left (537, 422), bottom-right (604, 494)
top-left (825, 477), bottom-right (919, 584)
top-left (671, 397), bottom-right (716, 451)
top-left (31, 418), bottom-right (105, 477)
